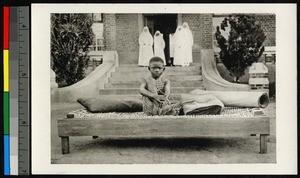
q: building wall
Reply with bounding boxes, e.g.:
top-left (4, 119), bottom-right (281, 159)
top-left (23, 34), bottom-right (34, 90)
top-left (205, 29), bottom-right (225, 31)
top-left (115, 14), bottom-right (140, 65)
top-left (103, 13), bottom-right (275, 65)
top-left (103, 14), bottom-right (117, 51)
top-left (103, 14), bottom-right (140, 65)
top-left (255, 14), bottom-right (276, 46)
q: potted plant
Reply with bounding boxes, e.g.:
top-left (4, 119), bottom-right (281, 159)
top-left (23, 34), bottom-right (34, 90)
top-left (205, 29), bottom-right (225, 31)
top-left (215, 14), bottom-right (266, 83)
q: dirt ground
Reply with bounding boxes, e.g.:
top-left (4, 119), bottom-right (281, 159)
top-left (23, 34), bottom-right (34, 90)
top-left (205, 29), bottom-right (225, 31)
top-left (51, 99), bottom-right (276, 164)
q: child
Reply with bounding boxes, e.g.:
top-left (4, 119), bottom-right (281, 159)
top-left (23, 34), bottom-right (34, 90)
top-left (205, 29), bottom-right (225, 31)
top-left (140, 57), bottom-right (181, 116)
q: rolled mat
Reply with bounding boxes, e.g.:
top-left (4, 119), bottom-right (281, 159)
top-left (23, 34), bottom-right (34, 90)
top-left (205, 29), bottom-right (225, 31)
top-left (180, 93), bottom-right (225, 115)
top-left (190, 89), bottom-right (269, 108)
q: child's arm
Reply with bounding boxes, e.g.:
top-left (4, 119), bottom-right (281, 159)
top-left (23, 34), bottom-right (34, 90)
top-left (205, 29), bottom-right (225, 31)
top-left (164, 79), bottom-right (171, 99)
top-left (140, 79), bottom-right (165, 103)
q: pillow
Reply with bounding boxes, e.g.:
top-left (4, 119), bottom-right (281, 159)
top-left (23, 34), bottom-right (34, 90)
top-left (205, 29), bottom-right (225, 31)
top-left (77, 96), bottom-right (143, 113)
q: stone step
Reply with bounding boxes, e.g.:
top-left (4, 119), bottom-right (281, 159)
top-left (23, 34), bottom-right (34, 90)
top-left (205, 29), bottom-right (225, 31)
top-left (105, 80), bottom-right (203, 89)
top-left (99, 87), bottom-right (204, 95)
top-left (115, 65), bottom-right (201, 72)
top-left (111, 69), bottom-right (201, 78)
top-left (109, 75), bottom-right (203, 83)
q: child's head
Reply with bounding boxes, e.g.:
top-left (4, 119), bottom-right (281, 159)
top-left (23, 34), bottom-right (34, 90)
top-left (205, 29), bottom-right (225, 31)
top-left (148, 57), bottom-right (165, 79)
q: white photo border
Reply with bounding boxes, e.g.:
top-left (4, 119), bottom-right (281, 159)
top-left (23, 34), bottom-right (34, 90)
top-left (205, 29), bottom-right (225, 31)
top-left (31, 3), bottom-right (297, 174)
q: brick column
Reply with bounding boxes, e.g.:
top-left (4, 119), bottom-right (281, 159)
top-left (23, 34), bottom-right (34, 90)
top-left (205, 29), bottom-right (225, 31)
top-left (199, 14), bottom-right (213, 49)
top-left (255, 14), bottom-right (276, 46)
top-left (116, 14), bottom-right (140, 65)
top-left (103, 14), bottom-right (117, 50)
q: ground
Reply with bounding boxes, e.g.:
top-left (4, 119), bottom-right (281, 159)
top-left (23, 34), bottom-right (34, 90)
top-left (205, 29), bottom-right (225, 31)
top-left (51, 99), bottom-right (276, 164)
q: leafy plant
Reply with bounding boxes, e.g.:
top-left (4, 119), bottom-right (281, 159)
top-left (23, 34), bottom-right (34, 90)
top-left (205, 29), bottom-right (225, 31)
top-left (215, 14), bottom-right (266, 82)
top-left (51, 13), bottom-right (94, 87)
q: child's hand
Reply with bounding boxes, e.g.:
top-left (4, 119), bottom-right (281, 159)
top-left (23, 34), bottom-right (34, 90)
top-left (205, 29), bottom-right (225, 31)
top-left (153, 95), bottom-right (166, 103)
top-left (164, 94), bottom-right (170, 100)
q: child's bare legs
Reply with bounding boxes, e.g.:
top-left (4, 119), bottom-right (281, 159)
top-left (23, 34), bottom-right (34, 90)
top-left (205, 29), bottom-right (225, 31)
top-left (145, 97), bottom-right (183, 116)
top-left (152, 100), bottom-right (163, 115)
top-left (159, 100), bottom-right (182, 116)
top-left (170, 101), bottom-right (182, 115)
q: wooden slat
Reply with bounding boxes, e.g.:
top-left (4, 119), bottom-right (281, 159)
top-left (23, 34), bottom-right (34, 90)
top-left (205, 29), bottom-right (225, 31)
top-left (58, 116), bottom-right (270, 137)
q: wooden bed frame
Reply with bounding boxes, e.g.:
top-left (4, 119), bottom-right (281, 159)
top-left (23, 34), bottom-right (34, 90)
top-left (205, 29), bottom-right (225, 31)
top-left (57, 109), bottom-right (270, 154)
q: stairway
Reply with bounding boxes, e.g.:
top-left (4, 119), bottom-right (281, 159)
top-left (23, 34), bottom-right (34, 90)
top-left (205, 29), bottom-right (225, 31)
top-left (99, 64), bottom-right (204, 101)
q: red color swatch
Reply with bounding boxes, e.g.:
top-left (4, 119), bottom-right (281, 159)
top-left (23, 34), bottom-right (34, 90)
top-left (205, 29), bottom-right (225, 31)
top-left (3, 7), bottom-right (10, 49)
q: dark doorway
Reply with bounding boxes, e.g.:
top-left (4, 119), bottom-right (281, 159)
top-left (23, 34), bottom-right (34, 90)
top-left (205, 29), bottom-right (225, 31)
top-left (143, 14), bottom-right (177, 66)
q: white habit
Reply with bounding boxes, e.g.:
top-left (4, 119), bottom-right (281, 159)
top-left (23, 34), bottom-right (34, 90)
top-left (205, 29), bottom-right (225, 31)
top-left (182, 22), bottom-right (194, 66)
top-left (154, 31), bottom-right (166, 65)
top-left (173, 25), bottom-right (185, 66)
top-left (138, 27), bottom-right (154, 66)
top-left (169, 33), bottom-right (175, 58)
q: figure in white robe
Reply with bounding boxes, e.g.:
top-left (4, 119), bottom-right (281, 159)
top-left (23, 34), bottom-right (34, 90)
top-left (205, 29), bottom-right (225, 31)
top-left (182, 22), bottom-right (194, 66)
top-left (169, 33), bottom-right (175, 58)
top-left (138, 27), bottom-right (154, 66)
top-left (173, 25), bottom-right (185, 66)
top-left (154, 31), bottom-right (166, 65)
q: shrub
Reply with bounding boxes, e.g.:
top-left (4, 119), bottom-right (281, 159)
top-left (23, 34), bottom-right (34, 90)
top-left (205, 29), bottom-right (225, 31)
top-left (51, 13), bottom-right (94, 87)
top-left (215, 14), bottom-right (266, 82)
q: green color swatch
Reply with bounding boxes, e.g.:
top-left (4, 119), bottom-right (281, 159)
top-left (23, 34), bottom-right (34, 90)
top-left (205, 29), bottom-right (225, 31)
top-left (4, 92), bottom-right (9, 134)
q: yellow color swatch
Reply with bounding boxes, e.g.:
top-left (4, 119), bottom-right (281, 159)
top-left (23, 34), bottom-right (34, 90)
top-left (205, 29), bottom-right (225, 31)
top-left (4, 50), bottom-right (9, 92)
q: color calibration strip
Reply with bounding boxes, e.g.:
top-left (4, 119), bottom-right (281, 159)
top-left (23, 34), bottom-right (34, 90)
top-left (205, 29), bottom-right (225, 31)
top-left (3, 6), bottom-right (23, 175)
top-left (10, 7), bottom-right (19, 175)
top-left (3, 6), bottom-right (11, 175)
top-left (18, 6), bottom-right (30, 175)
top-left (3, 6), bottom-right (30, 175)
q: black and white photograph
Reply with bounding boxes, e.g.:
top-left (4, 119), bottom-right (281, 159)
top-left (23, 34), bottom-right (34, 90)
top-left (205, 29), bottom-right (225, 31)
top-left (31, 3), bottom-right (297, 174)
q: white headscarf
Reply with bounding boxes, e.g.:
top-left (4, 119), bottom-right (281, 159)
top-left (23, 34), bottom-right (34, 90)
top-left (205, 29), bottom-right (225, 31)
top-left (154, 31), bottom-right (165, 49)
top-left (174, 25), bottom-right (184, 45)
top-left (139, 26), bottom-right (153, 46)
top-left (175, 25), bottom-right (183, 35)
top-left (154, 30), bottom-right (161, 37)
top-left (182, 22), bottom-right (193, 65)
top-left (138, 26), bottom-right (154, 66)
top-left (173, 25), bottom-right (185, 66)
top-left (182, 22), bottom-right (193, 46)
top-left (154, 31), bottom-right (166, 63)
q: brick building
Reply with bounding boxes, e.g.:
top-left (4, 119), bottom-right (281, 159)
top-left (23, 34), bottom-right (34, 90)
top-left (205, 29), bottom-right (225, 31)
top-left (97, 13), bottom-right (275, 65)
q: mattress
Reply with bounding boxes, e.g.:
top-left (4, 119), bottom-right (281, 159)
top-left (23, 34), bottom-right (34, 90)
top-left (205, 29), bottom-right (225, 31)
top-left (67, 107), bottom-right (261, 120)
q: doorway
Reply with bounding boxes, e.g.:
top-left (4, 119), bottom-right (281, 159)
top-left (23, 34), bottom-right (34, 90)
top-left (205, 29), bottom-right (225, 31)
top-left (143, 14), bottom-right (177, 66)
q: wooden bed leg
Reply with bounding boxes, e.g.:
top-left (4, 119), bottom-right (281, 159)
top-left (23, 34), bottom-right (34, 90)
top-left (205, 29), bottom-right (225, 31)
top-left (61, 136), bottom-right (70, 154)
top-left (260, 134), bottom-right (268, 154)
top-left (92, 136), bottom-right (98, 139)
